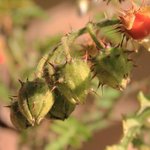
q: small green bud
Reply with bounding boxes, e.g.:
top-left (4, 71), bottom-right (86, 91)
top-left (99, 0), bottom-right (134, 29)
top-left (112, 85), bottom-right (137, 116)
top-left (57, 59), bottom-right (91, 104)
top-left (18, 78), bottom-right (54, 126)
top-left (10, 101), bottom-right (30, 130)
top-left (48, 89), bottom-right (75, 120)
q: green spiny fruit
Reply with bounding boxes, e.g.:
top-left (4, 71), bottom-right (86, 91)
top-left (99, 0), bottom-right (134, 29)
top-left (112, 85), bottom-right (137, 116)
top-left (10, 101), bottom-right (30, 130)
top-left (91, 47), bottom-right (133, 90)
top-left (57, 59), bottom-right (91, 104)
top-left (18, 78), bottom-right (54, 126)
top-left (48, 89), bottom-right (75, 120)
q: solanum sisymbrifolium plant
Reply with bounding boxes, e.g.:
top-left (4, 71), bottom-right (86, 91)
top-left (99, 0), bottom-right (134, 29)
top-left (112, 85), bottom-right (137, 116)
top-left (8, 0), bottom-right (150, 150)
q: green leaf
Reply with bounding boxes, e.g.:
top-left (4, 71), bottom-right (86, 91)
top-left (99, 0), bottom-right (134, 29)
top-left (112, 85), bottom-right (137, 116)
top-left (45, 117), bottom-right (91, 150)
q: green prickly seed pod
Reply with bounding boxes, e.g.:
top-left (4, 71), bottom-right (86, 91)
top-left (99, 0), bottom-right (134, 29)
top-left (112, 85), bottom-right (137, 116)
top-left (48, 89), bottom-right (75, 120)
top-left (18, 78), bottom-right (54, 126)
top-left (57, 59), bottom-right (91, 104)
top-left (92, 47), bottom-right (133, 90)
top-left (10, 101), bottom-right (30, 130)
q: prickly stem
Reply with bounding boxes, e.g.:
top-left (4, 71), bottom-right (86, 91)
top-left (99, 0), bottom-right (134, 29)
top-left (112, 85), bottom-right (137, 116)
top-left (86, 22), bottom-right (103, 50)
top-left (61, 36), bottom-right (72, 62)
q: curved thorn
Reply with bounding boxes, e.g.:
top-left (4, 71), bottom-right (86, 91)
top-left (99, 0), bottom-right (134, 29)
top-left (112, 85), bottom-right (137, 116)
top-left (120, 34), bottom-right (126, 47)
top-left (127, 58), bottom-right (133, 62)
top-left (90, 89), bottom-right (100, 97)
top-left (91, 72), bottom-right (97, 80)
top-left (4, 105), bottom-right (11, 108)
top-left (48, 62), bottom-right (56, 70)
top-left (18, 79), bottom-right (24, 86)
top-left (97, 81), bottom-right (101, 89)
top-left (51, 86), bottom-right (57, 92)
top-left (101, 84), bottom-right (105, 95)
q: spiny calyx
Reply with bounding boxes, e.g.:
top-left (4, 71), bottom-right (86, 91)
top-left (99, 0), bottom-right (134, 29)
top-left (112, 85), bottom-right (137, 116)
top-left (56, 59), bottom-right (91, 104)
top-left (91, 47), bottom-right (133, 90)
top-left (18, 78), bottom-right (54, 126)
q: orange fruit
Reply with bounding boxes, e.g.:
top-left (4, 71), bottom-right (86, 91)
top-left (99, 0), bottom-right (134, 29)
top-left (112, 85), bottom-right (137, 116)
top-left (120, 4), bottom-right (150, 40)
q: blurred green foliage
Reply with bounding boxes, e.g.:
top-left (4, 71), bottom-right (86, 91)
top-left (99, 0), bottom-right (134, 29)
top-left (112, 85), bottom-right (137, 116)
top-left (45, 117), bottom-right (91, 150)
top-left (107, 92), bottom-right (150, 150)
top-left (0, 0), bottom-right (45, 102)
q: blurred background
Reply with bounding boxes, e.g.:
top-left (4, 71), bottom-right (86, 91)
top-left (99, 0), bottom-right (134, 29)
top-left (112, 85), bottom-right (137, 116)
top-left (0, 0), bottom-right (150, 150)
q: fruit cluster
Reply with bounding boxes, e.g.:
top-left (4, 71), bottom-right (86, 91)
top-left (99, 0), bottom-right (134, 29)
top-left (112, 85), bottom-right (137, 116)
top-left (10, 38), bottom-right (133, 130)
top-left (12, 0), bottom-right (150, 130)
top-left (10, 41), bottom-right (92, 129)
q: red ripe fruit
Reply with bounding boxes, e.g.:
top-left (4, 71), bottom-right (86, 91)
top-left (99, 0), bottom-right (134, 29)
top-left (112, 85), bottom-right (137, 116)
top-left (120, 4), bottom-right (150, 40)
